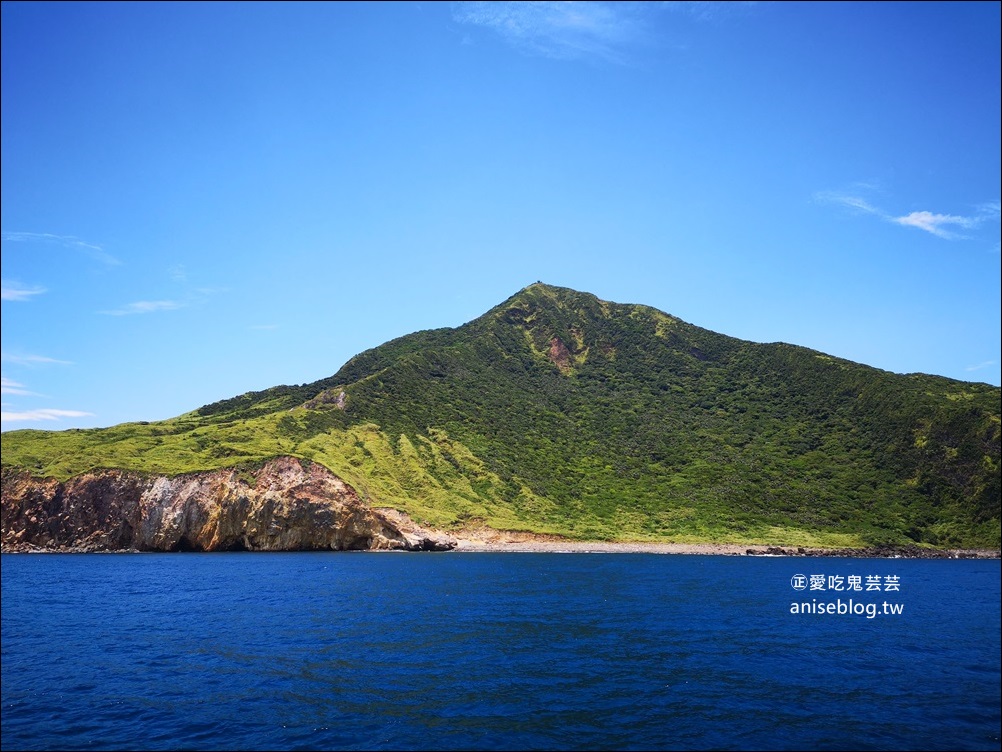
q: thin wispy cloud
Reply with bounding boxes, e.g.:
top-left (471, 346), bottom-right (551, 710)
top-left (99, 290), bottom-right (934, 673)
top-left (1, 231), bottom-right (121, 266)
top-left (976, 201), bottom-right (1001, 222)
top-left (453, 1), bottom-right (754, 63)
top-left (965, 360), bottom-right (997, 373)
top-left (892, 211), bottom-right (977, 239)
top-left (453, 1), bottom-right (646, 64)
top-left (0, 408), bottom-right (94, 423)
top-left (0, 352), bottom-right (72, 366)
top-left (0, 377), bottom-right (43, 397)
top-left (815, 190), bottom-right (1001, 240)
top-left (1, 280), bottom-right (47, 301)
top-left (99, 300), bottom-right (185, 316)
top-left (98, 273), bottom-right (221, 316)
top-left (660, 1), bottom-right (758, 23)
top-left (816, 192), bottom-right (882, 216)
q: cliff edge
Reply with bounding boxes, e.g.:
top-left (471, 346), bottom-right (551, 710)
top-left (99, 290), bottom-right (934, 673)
top-left (0, 456), bottom-right (456, 552)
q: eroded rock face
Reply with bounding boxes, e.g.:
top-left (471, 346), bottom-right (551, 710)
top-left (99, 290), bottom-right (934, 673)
top-left (0, 457), bottom-right (456, 552)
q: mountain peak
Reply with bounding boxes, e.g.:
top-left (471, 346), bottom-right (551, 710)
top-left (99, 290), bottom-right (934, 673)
top-left (494, 281), bottom-right (603, 311)
top-left (3, 283), bottom-right (999, 550)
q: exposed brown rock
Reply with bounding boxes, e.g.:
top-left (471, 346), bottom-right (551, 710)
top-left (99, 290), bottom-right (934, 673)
top-left (0, 457), bottom-right (456, 552)
top-left (548, 336), bottom-right (572, 374)
top-left (371, 508), bottom-right (463, 552)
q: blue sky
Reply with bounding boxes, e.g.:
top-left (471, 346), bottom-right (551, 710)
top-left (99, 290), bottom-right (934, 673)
top-left (2, 1), bottom-right (1000, 431)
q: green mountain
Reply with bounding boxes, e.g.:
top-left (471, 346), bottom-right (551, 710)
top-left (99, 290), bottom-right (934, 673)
top-left (3, 283), bottom-right (999, 548)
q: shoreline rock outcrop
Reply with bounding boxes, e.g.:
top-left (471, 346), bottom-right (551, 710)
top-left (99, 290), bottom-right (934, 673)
top-left (744, 544), bottom-right (997, 559)
top-left (1, 457), bottom-right (456, 553)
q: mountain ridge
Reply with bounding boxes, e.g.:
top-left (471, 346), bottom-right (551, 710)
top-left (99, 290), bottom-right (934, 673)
top-left (3, 282), bottom-right (999, 549)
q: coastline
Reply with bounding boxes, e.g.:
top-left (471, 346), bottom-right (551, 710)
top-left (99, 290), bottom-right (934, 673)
top-left (450, 539), bottom-right (1001, 558)
top-left (443, 523), bottom-right (1000, 558)
top-left (3, 520), bottom-right (999, 559)
top-left (454, 540), bottom-right (760, 555)
top-left (1, 542), bottom-right (998, 558)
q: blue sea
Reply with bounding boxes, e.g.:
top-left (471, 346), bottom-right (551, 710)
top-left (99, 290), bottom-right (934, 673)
top-left (1, 553), bottom-right (999, 751)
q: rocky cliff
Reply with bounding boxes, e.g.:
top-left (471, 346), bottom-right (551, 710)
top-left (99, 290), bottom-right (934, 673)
top-left (0, 456), bottom-right (455, 552)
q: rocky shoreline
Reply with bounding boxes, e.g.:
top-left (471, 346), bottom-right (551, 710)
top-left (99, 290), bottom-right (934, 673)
top-left (742, 543), bottom-right (999, 559)
top-left (0, 459), bottom-right (457, 553)
top-left (446, 526), bottom-right (999, 558)
top-left (3, 460), bottom-right (997, 558)
top-left (6, 540), bottom-right (996, 559)
top-left (449, 540), bottom-right (1000, 558)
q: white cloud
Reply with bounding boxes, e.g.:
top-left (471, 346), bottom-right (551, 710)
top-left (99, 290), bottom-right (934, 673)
top-left (1, 280), bottom-right (47, 301)
top-left (892, 211), bottom-right (976, 240)
top-left (813, 192), bottom-right (882, 215)
top-left (660, 1), bottom-right (757, 23)
top-left (0, 352), bottom-right (72, 366)
top-left (452, 0), bottom-right (755, 62)
top-left (965, 360), bottom-right (997, 373)
top-left (453, 1), bottom-right (651, 63)
top-left (0, 408), bottom-right (94, 423)
top-left (816, 189), bottom-right (1001, 240)
top-left (99, 300), bottom-right (184, 316)
top-left (1, 231), bottom-right (120, 266)
top-left (976, 201), bottom-right (1001, 222)
top-left (0, 377), bottom-right (43, 396)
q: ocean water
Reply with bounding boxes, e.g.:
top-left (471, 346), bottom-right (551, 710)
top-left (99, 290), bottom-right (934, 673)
top-left (1, 552), bottom-right (999, 751)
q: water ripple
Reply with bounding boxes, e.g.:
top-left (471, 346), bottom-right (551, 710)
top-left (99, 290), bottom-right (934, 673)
top-left (2, 553), bottom-right (999, 750)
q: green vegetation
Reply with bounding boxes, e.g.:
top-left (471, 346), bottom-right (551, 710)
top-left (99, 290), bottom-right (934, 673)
top-left (3, 283), bottom-right (999, 548)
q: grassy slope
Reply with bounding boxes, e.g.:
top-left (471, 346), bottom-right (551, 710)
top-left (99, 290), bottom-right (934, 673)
top-left (3, 283), bottom-right (999, 547)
